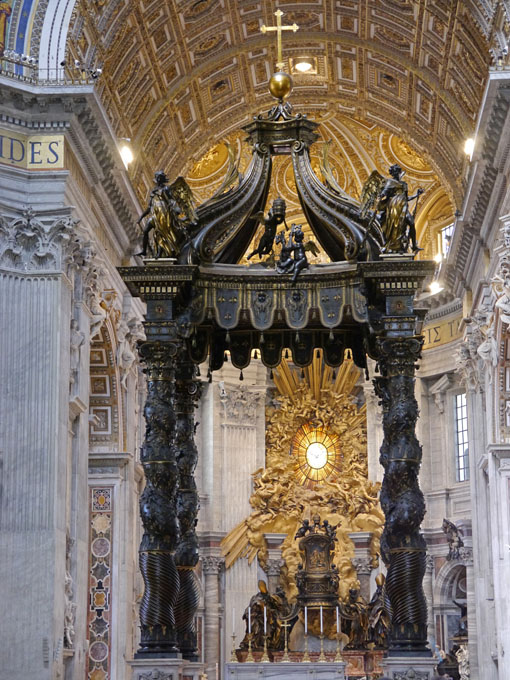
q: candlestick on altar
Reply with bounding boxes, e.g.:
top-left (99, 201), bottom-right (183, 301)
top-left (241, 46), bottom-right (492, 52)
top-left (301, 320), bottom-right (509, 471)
top-left (336, 606), bottom-right (339, 634)
top-left (302, 631), bottom-right (311, 662)
top-left (264, 605), bottom-right (267, 634)
top-left (304, 606), bottom-right (308, 634)
top-left (318, 633), bottom-right (326, 662)
top-left (334, 634), bottom-right (344, 663)
top-left (248, 606), bottom-right (251, 633)
top-left (230, 632), bottom-right (238, 662)
top-left (245, 633), bottom-right (255, 662)
top-left (320, 605), bottom-right (323, 634)
top-left (261, 635), bottom-right (270, 663)
top-left (281, 620), bottom-right (291, 662)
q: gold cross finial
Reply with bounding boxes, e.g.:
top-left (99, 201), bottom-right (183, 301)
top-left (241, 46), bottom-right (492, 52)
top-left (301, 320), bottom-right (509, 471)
top-left (260, 9), bottom-right (299, 71)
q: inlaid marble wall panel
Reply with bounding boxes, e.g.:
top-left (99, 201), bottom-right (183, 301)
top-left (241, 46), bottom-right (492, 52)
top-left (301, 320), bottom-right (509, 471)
top-left (87, 486), bottom-right (114, 680)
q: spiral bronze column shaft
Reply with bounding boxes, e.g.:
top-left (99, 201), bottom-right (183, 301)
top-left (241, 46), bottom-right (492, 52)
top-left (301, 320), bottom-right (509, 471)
top-left (374, 335), bottom-right (429, 656)
top-left (173, 356), bottom-right (202, 660)
top-left (136, 342), bottom-right (181, 657)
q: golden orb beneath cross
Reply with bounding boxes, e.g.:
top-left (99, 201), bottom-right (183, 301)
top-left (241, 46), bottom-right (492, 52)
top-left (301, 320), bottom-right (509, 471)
top-left (269, 71), bottom-right (293, 100)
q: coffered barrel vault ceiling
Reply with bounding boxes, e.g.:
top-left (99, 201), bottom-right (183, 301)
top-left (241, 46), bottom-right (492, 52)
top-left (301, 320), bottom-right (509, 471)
top-left (60, 0), bottom-right (499, 209)
top-left (6, 0), bottom-right (501, 229)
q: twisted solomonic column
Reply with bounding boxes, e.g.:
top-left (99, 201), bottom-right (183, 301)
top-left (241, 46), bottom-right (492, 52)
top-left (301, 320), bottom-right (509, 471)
top-left (137, 342), bottom-right (181, 656)
top-left (173, 355), bottom-right (202, 660)
top-left (374, 336), bottom-right (429, 655)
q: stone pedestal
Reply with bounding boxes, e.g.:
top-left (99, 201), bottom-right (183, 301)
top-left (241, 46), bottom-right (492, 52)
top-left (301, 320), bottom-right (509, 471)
top-left (382, 656), bottom-right (437, 679)
top-left (183, 660), bottom-right (208, 680)
top-left (130, 658), bottom-right (185, 680)
top-left (225, 662), bottom-right (346, 680)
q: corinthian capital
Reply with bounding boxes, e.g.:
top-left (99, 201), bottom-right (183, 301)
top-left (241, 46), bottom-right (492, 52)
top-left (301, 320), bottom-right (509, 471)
top-left (0, 208), bottom-right (77, 272)
top-left (219, 382), bottom-right (263, 423)
top-left (351, 557), bottom-right (372, 576)
top-left (201, 556), bottom-right (224, 574)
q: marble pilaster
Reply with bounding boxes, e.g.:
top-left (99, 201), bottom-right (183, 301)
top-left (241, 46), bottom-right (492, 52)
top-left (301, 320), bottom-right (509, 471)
top-left (263, 533), bottom-right (286, 593)
top-left (465, 388), bottom-right (496, 680)
top-left (203, 363), bottom-right (267, 671)
top-left (423, 555), bottom-right (435, 649)
top-left (362, 359), bottom-right (383, 484)
top-left (202, 552), bottom-right (225, 680)
top-left (0, 209), bottom-right (75, 679)
top-left (487, 445), bottom-right (510, 679)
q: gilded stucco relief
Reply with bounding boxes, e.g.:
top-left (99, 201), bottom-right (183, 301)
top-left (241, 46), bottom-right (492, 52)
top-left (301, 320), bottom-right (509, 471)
top-left (221, 355), bottom-right (384, 601)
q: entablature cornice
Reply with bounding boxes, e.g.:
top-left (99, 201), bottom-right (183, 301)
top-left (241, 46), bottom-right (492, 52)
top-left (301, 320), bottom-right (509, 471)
top-left (0, 79), bottom-right (140, 253)
top-left (448, 75), bottom-right (510, 299)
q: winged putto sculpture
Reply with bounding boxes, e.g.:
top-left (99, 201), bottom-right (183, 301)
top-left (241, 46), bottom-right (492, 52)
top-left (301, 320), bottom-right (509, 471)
top-left (275, 224), bottom-right (319, 283)
top-left (247, 197), bottom-right (288, 260)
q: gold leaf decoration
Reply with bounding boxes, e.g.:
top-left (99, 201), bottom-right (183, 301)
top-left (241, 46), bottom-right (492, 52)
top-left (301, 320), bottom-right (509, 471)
top-left (221, 353), bottom-right (384, 601)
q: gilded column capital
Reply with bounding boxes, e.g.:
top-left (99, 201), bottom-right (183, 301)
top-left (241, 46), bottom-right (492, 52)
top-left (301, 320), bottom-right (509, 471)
top-left (265, 558), bottom-right (284, 577)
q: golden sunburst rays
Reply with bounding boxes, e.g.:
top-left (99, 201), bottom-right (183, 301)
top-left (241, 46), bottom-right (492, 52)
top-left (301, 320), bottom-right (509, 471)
top-left (292, 422), bottom-right (341, 486)
top-left (220, 349), bottom-right (384, 599)
top-left (272, 349), bottom-right (362, 404)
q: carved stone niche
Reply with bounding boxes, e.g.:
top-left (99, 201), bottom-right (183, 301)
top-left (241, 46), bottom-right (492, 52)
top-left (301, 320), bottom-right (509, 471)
top-left (428, 373), bottom-right (454, 414)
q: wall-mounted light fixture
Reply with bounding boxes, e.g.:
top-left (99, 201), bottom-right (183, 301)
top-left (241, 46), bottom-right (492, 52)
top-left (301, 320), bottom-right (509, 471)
top-left (119, 138), bottom-right (133, 169)
top-left (464, 137), bottom-right (475, 160)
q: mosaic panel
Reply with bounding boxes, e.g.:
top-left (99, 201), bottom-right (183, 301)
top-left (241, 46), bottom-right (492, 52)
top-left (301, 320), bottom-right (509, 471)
top-left (87, 486), bottom-right (114, 680)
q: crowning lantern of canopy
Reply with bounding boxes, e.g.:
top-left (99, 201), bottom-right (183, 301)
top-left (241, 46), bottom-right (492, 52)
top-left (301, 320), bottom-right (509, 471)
top-left (135, 6), bottom-right (426, 271)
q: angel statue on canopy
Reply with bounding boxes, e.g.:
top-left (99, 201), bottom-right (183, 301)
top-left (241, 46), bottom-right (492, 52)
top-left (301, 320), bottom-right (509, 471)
top-left (136, 170), bottom-right (197, 258)
top-left (360, 164), bottom-right (424, 254)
